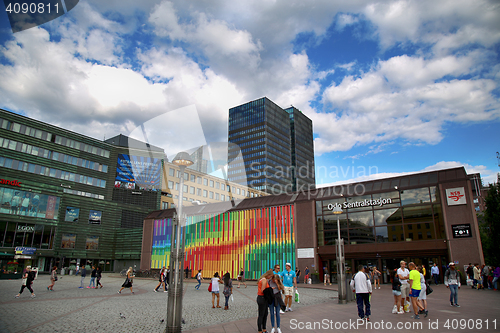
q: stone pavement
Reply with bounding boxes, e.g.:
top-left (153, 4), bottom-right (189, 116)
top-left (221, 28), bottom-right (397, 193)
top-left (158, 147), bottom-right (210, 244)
top-left (184, 282), bottom-right (500, 333)
top-left (0, 274), bottom-right (334, 332)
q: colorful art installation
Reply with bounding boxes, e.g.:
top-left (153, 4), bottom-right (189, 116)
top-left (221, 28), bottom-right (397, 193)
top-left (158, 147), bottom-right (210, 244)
top-left (151, 205), bottom-right (295, 279)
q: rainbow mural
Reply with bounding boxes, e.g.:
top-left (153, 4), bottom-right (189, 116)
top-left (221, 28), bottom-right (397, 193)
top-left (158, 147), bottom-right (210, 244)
top-left (151, 205), bottom-right (295, 279)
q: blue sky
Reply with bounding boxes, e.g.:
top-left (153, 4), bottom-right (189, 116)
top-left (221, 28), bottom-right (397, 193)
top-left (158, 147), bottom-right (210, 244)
top-left (0, 0), bottom-right (499, 185)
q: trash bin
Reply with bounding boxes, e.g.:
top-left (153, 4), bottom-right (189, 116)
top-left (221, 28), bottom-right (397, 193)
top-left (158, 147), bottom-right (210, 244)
top-left (60, 268), bottom-right (65, 276)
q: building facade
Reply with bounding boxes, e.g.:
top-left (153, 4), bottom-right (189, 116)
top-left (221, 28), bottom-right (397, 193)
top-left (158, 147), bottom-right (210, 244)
top-left (0, 110), bottom-right (161, 273)
top-left (142, 167), bottom-right (484, 282)
top-left (228, 97), bottom-right (315, 195)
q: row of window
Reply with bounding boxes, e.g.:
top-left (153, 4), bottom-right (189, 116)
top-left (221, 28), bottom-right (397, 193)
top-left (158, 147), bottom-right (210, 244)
top-left (0, 137), bottom-right (108, 173)
top-left (63, 188), bottom-right (104, 200)
top-left (0, 157), bottom-right (107, 188)
top-left (0, 118), bottom-right (110, 158)
top-left (228, 125), bottom-right (265, 138)
top-left (167, 181), bottom-right (256, 198)
top-left (230, 131), bottom-right (265, 143)
top-left (0, 222), bottom-right (55, 249)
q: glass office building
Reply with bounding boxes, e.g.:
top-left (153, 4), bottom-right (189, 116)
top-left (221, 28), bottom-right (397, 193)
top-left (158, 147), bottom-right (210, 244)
top-left (228, 97), bottom-right (315, 194)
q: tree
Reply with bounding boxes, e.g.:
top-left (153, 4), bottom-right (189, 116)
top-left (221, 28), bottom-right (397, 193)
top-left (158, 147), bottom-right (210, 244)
top-left (479, 176), bottom-right (500, 265)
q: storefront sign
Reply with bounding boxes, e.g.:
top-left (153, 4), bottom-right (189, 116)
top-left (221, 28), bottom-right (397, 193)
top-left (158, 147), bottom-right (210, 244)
top-left (15, 247), bottom-right (36, 255)
top-left (452, 224), bottom-right (472, 238)
top-left (328, 197), bottom-right (392, 210)
top-left (446, 187), bottom-right (466, 206)
top-left (16, 225), bottom-right (34, 233)
top-left (0, 178), bottom-right (21, 187)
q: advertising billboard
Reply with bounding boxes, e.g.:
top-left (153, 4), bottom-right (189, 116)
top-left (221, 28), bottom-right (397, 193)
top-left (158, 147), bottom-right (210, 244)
top-left (115, 154), bottom-right (162, 190)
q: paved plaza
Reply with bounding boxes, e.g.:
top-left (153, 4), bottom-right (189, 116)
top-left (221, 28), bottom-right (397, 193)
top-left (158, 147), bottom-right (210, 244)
top-left (0, 274), bottom-right (334, 332)
top-left (1, 274), bottom-right (499, 332)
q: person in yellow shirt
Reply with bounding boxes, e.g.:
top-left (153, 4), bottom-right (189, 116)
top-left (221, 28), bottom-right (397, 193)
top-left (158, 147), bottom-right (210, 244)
top-left (408, 262), bottom-right (426, 319)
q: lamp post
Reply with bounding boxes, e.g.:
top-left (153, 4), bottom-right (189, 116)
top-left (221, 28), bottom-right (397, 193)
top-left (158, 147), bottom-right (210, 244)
top-left (332, 205), bottom-right (346, 304)
top-left (167, 152), bottom-right (194, 333)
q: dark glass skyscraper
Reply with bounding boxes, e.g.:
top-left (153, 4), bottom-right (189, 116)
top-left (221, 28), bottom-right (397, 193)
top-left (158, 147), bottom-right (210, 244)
top-left (228, 97), bottom-right (315, 194)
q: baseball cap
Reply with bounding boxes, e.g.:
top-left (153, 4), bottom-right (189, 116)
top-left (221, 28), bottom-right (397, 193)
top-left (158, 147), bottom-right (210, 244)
top-left (285, 263), bottom-right (291, 267)
top-left (449, 262), bottom-right (455, 266)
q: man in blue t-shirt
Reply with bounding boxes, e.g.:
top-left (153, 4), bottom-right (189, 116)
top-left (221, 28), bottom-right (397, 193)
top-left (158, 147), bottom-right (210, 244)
top-left (280, 263), bottom-right (297, 312)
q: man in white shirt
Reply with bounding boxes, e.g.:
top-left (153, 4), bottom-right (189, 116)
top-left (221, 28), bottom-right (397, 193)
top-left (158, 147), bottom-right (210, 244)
top-left (397, 260), bottom-right (410, 312)
top-left (431, 263), bottom-right (440, 285)
top-left (350, 265), bottom-right (372, 321)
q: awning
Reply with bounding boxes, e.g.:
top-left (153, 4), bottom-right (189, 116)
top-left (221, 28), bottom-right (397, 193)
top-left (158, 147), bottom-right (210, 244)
top-left (0, 252), bottom-right (14, 256)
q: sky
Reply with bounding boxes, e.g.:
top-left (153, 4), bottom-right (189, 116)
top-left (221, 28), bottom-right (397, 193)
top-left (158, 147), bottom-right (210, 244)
top-left (0, 0), bottom-right (499, 186)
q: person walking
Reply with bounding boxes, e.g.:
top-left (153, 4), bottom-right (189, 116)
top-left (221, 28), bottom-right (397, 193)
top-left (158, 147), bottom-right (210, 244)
top-left (237, 267), bottom-right (247, 288)
top-left (304, 266), bottom-right (310, 284)
top-left (118, 267), bottom-right (134, 294)
top-left (474, 264), bottom-right (482, 289)
top-left (155, 267), bottom-right (165, 292)
top-left (79, 265), bottom-right (86, 289)
top-left (96, 266), bottom-right (103, 288)
top-left (164, 266), bottom-right (170, 292)
top-left (295, 268), bottom-right (301, 284)
top-left (323, 266), bottom-right (331, 286)
top-left (211, 272), bottom-right (223, 308)
top-left (257, 269), bottom-right (274, 333)
top-left (493, 265), bottom-right (500, 290)
top-left (195, 269), bottom-right (203, 290)
top-left (481, 264), bottom-right (489, 289)
top-left (280, 263), bottom-right (297, 312)
top-left (88, 266), bottom-right (97, 288)
top-left (408, 262), bottom-right (426, 319)
top-left (466, 263), bottom-right (474, 283)
top-left (15, 266), bottom-right (36, 298)
top-left (222, 272), bottom-right (233, 310)
top-left (391, 269), bottom-right (404, 314)
top-left (445, 262), bottom-right (461, 307)
top-left (269, 274), bottom-right (285, 333)
top-left (417, 266), bottom-right (428, 317)
top-left (397, 261), bottom-right (410, 312)
top-left (431, 263), bottom-right (439, 285)
top-left (372, 266), bottom-right (381, 289)
top-left (47, 266), bottom-right (57, 291)
top-left (350, 264), bottom-right (372, 321)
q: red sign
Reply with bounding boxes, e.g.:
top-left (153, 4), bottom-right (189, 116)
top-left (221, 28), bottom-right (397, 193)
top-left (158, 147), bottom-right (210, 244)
top-left (448, 191), bottom-right (464, 202)
top-left (45, 196), bottom-right (57, 219)
top-left (0, 178), bottom-right (21, 187)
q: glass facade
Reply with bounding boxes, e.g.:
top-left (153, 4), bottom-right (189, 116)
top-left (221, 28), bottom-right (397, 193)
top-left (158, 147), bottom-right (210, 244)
top-left (316, 186), bottom-right (442, 246)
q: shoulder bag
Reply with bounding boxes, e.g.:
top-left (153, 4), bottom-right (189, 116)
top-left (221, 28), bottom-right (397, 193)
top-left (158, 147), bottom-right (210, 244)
top-left (208, 281), bottom-right (212, 292)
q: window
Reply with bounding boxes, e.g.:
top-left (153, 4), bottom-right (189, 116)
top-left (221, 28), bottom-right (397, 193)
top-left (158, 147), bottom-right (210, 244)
top-left (191, 175), bottom-right (196, 182)
top-left (203, 190), bottom-right (207, 197)
top-left (216, 182), bottom-right (220, 189)
top-left (215, 193), bottom-right (219, 200)
top-left (237, 188), bottom-right (241, 195)
top-left (190, 186), bottom-right (195, 194)
top-left (168, 181), bottom-right (174, 189)
top-left (221, 184), bottom-right (225, 191)
top-left (169, 168), bottom-right (175, 177)
top-left (221, 194), bottom-right (225, 201)
top-left (184, 173), bottom-right (188, 181)
top-left (175, 183), bottom-right (179, 190)
top-left (176, 170), bottom-right (181, 178)
top-left (209, 191), bottom-right (214, 199)
top-left (203, 178), bottom-right (208, 186)
top-left (197, 188), bottom-right (201, 196)
top-left (197, 176), bottom-right (202, 184)
top-left (183, 184), bottom-right (188, 192)
top-left (242, 189), bottom-right (245, 196)
top-left (209, 180), bottom-right (214, 187)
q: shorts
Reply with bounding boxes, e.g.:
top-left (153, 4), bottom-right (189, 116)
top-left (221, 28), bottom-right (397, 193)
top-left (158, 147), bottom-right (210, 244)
top-left (284, 286), bottom-right (294, 296)
top-left (410, 289), bottom-right (421, 298)
top-left (400, 283), bottom-right (410, 299)
top-left (212, 291), bottom-right (219, 294)
top-left (392, 290), bottom-right (401, 296)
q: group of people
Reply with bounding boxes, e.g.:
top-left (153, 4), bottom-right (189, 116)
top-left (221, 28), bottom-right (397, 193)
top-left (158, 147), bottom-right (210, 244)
top-left (78, 265), bottom-right (104, 289)
top-left (154, 266), bottom-right (170, 292)
top-left (467, 263), bottom-right (500, 290)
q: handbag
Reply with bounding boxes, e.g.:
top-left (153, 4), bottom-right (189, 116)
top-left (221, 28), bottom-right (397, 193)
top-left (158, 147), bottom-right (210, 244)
top-left (208, 282), bottom-right (212, 292)
top-left (54, 276), bottom-right (58, 281)
top-left (22, 278), bottom-right (27, 286)
top-left (426, 284), bottom-right (433, 295)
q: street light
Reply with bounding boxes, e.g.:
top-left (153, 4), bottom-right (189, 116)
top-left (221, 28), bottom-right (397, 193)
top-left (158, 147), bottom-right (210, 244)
top-left (332, 204), bottom-right (346, 304)
top-left (167, 152), bottom-right (194, 333)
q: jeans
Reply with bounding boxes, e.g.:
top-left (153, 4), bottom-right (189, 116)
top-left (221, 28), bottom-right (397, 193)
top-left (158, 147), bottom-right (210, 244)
top-left (493, 277), bottom-right (498, 289)
top-left (225, 295), bottom-right (230, 307)
top-left (269, 299), bottom-right (281, 328)
top-left (356, 293), bottom-right (371, 318)
top-left (196, 279), bottom-right (201, 289)
top-left (257, 295), bottom-right (268, 331)
top-left (449, 284), bottom-right (458, 304)
top-left (432, 274), bottom-right (439, 285)
top-left (80, 276), bottom-right (85, 288)
top-left (89, 277), bottom-right (96, 288)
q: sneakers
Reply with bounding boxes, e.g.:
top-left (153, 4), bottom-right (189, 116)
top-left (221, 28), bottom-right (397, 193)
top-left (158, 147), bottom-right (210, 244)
top-left (450, 302), bottom-right (454, 307)
top-left (413, 314), bottom-right (420, 319)
top-left (271, 329), bottom-right (275, 333)
top-left (424, 310), bottom-right (429, 317)
top-left (288, 308), bottom-right (293, 312)
top-left (164, 291), bottom-right (168, 293)
top-left (378, 287), bottom-right (381, 289)
top-left (277, 328), bottom-right (282, 333)
top-left (15, 295), bottom-right (20, 298)
top-left (78, 287), bottom-right (84, 289)
top-left (397, 310), bottom-right (404, 314)
top-left (365, 317), bottom-right (370, 322)
top-left (154, 289), bottom-right (158, 292)
top-left (117, 291), bottom-right (121, 294)
top-left (453, 304), bottom-right (460, 307)
top-left (30, 294), bottom-right (36, 298)
top-left (392, 305), bottom-right (398, 314)
top-left (87, 286), bottom-right (91, 288)
top-left (279, 309), bottom-right (285, 314)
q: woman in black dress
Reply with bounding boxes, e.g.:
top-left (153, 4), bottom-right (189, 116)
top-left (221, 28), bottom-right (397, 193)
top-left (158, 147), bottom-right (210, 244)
top-left (118, 267), bottom-right (134, 294)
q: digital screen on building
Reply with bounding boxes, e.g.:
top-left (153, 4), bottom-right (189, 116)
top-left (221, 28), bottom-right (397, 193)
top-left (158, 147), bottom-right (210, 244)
top-left (86, 236), bottom-right (99, 250)
top-left (452, 224), bottom-right (472, 238)
top-left (0, 187), bottom-right (60, 220)
top-left (115, 154), bottom-right (162, 190)
top-left (88, 210), bottom-right (102, 224)
top-left (65, 207), bottom-right (80, 222)
top-left (61, 234), bottom-right (76, 249)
